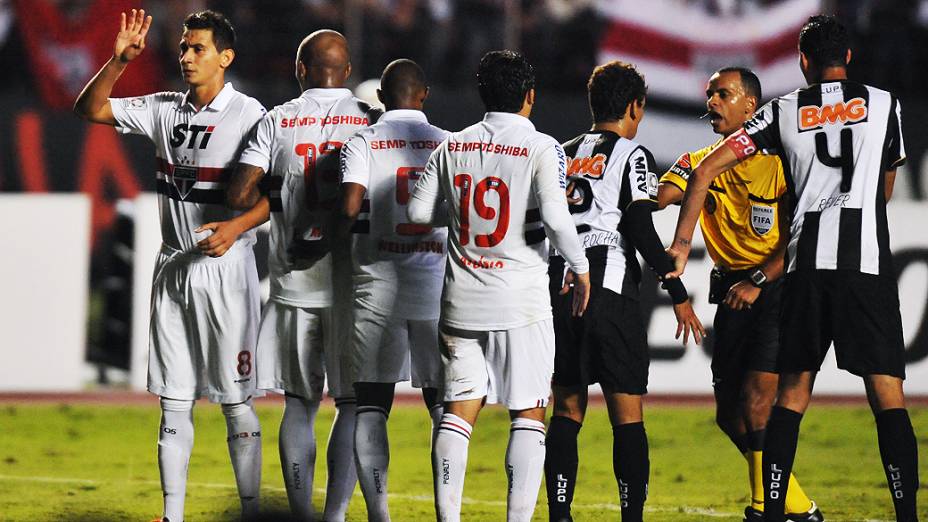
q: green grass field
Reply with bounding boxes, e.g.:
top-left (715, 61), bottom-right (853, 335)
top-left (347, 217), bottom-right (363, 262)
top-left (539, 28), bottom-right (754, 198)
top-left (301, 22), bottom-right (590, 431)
top-left (1, 400), bottom-right (925, 521)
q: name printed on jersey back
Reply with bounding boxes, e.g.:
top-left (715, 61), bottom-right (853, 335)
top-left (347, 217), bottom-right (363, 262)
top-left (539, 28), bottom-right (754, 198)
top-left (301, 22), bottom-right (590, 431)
top-left (447, 141), bottom-right (529, 157)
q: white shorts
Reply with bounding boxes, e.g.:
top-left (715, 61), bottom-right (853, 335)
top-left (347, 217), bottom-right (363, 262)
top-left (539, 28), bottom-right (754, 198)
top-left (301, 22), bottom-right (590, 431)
top-left (351, 305), bottom-right (442, 388)
top-left (148, 244), bottom-right (260, 404)
top-left (439, 319), bottom-right (554, 411)
top-left (256, 301), bottom-right (329, 401)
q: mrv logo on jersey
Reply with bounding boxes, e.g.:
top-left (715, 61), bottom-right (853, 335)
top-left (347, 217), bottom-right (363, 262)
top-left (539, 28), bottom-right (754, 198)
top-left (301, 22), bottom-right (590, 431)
top-left (170, 124), bottom-right (217, 149)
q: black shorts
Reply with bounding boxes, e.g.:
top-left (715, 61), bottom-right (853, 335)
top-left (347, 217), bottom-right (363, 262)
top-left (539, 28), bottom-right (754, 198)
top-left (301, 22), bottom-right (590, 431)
top-left (550, 283), bottom-right (649, 395)
top-left (709, 270), bottom-right (781, 395)
top-left (779, 270), bottom-right (905, 378)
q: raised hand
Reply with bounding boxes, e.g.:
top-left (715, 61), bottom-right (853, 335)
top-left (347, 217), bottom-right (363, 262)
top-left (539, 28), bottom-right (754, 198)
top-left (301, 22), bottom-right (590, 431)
top-left (114, 9), bottom-right (152, 64)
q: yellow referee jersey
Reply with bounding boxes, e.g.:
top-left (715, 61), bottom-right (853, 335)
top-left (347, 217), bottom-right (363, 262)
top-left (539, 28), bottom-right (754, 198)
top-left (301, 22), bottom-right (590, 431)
top-left (661, 141), bottom-right (786, 270)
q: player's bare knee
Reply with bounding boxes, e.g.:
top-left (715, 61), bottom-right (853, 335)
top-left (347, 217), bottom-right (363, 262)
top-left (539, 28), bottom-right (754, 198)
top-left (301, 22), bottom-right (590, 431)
top-left (604, 392), bottom-right (643, 425)
top-left (551, 385), bottom-right (587, 422)
top-left (864, 374), bottom-right (906, 413)
top-left (354, 382), bottom-right (396, 414)
top-left (510, 406), bottom-right (546, 423)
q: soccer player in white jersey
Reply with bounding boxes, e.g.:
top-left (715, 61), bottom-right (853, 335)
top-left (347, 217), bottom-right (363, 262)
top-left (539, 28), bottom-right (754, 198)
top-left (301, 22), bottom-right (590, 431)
top-left (407, 50), bottom-right (591, 522)
top-left (74, 10), bottom-right (265, 522)
top-left (666, 15), bottom-right (918, 522)
top-left (544, 61), bottom-right (705, 522)
top-left (226, 30), bottom-right (380, 522)
top-left (334, 59), bottom-right (448, 522)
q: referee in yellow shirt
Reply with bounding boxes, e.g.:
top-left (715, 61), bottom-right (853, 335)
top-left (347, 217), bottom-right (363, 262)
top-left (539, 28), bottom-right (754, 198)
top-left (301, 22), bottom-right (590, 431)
top-left (658, 67), bottom-right (823, 522)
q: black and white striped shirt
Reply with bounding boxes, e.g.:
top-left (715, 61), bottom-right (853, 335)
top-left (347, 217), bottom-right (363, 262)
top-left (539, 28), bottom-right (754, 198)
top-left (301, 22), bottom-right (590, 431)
top-left (741, 81), bottom-right (905, 276)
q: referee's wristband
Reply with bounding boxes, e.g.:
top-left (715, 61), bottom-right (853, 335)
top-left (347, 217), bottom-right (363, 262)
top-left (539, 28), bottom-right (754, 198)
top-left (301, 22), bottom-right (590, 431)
top-left (661, 277), bottom-right (689, 305)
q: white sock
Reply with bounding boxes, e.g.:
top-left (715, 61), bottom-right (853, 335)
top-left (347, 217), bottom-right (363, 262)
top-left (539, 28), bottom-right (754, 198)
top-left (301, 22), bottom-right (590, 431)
top-left (323, 399), bottom-right (358, 522)
top-left (428, 403), bottom-right (444, 441)
top-left (505, 418), bottom-right (546, 522)
top-left (158, 397), bottom-right (194, 522)
top-left (222, 400), bottom-right (262, 519)
top-left (279, 396), bottom-right (319, 520)
top-left (355, 406), bottom-right (391, 522)
top-left (432, 413), bottom-right (472, 522)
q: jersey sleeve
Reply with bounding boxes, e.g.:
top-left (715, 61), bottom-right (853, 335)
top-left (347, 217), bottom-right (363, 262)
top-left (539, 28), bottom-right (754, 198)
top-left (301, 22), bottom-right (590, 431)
top-left (109, 93), bottom-right (162, 139)
top-left (407, 146), bottom-right (446, 225)
top-left (742, 99), bottom-right (782, 155)
top-left (339, 134), bottom-right (371, 188)
top-left (237, 111), bottom-right (275, 171)
top-left (620, 146), bottom-right (660, 210)
top-left (884, 97), bottom-right (906, 170)
top-left (534, 140), bottom-right (589, 275)
top-left (660, 152), bottom-right (694, 192)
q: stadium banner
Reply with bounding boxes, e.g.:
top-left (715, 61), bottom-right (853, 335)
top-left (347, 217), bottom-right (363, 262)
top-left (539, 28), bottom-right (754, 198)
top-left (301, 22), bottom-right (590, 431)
top-left (596, 0), bottom-right (818, 104)
top-left (124, 195), bottom-right (928, 396)
top-left (0, 194), bottom-right (91, 391)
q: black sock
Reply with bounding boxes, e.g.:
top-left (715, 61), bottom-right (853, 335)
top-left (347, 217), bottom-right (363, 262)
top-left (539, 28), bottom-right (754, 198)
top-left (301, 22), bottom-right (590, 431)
top-left (613, 422), bottom-right (649, 522)
top-left (875, 408), bottom-right (919, 521)
top-left (762, 407), bottom-right (802, 522)
top-left (730, 431), bottom-right (751, 454)
top-left (545, 416), bottom-right (581, 521)
top-left (747, 429), bottom-right (766, 452)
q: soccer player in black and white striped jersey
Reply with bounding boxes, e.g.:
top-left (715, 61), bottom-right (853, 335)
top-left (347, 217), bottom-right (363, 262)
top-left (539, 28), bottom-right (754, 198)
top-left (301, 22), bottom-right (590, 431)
top-left (666, 15), bottom-right (918, 522)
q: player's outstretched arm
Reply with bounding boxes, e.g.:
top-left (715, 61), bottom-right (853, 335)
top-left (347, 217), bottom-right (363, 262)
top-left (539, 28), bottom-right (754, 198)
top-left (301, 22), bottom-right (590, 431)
top-left (657, 182), bottom-right (684, 210)
top-left (74, 9), bottom-right (152, 125)
top-left (667, 137), bottom-right (743, 278)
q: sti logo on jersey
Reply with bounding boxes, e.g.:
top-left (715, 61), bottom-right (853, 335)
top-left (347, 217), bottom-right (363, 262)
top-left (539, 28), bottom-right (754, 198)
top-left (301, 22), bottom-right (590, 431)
top-left (170, 124), bottom-right (217, 149)
top-left (798, 98), bottom-right (868, 132)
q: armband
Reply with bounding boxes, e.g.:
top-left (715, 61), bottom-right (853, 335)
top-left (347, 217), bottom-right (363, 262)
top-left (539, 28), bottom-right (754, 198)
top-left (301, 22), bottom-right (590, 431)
top-left (725, 128), bottom-right (758, 160)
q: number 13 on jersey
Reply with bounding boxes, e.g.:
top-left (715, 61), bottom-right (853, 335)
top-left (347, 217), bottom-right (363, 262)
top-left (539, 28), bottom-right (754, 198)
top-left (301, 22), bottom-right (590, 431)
top-left (453, 173), bottom-right (511, 247)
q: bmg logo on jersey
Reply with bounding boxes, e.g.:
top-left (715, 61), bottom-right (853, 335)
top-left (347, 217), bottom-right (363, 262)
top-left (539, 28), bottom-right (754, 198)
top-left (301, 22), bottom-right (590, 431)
top-left (170, 124), bottom-right (217, 149)
top-left (798, 97), bottom-right (868, 131)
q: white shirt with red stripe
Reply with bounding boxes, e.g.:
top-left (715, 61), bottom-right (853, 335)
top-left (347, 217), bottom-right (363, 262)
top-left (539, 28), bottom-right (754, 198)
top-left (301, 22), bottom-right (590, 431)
top-left (238, 88), bottom-right (380, 307)
top-left (408, 112), bottom-right (589, 331)
top-left (110, 83), bottom-right (265, 253)
top-left (340, 109), bottom-right (449, 320)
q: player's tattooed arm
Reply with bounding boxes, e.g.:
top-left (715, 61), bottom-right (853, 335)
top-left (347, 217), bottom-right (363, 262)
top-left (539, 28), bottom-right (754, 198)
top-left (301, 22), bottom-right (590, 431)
top-left (74, 9), bottom-right (152, 125)
top-left (227, 163), bottom-right (267, 210)
top-left (196, 198), bottom-right (269, 257)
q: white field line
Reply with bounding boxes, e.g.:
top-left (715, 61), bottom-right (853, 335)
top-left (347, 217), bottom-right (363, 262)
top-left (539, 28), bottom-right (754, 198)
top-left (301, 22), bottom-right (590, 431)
top-left (0, 474), bottom-right (894, 521)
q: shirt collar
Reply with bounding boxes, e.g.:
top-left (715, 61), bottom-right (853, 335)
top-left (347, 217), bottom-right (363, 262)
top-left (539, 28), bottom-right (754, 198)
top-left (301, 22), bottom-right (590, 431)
top-left (300, 87), bottom-right (354, 101)
top-left (180, 82), bottom-right (236, 112)
top-left (380, 109), bottom-right (427, 123)
top-left (483, 111), bottom-right (535, 130)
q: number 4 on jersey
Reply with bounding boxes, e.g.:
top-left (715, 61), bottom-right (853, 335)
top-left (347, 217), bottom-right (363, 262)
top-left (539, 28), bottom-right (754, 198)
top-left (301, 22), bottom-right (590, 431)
top-left (815, 128), bottom-right (854, 192)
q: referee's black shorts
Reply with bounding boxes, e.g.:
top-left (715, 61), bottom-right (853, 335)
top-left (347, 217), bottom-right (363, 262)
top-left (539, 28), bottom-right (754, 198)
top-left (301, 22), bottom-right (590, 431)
top-left (709, 270), bottom-right (781, 396)
top-left (549, 273), bottom-right (649, 394)
top-left (778, 269), bottom-right (906, 378)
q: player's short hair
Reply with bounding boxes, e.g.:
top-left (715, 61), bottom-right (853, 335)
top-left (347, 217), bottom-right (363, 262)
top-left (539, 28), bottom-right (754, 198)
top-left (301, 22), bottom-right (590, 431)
top-left (587, 61), bottom-right (647, 123)
top-left (798, 15), bottom-right (849, 69)
top-left (476, 50), bottom-right (535, 113)
top-left (716, 66), bottom-right (762, 102)
top-left (183, 10), bottom-right (236, 52)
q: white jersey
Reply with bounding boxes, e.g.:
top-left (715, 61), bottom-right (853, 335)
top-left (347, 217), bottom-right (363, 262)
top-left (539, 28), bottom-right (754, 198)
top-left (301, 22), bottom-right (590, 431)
top-left (560, 131), bottom-right (660, 299)
top-left (409, 112), bottom-right (589, 331)
top-left (741, 81), bottom-right (905, 276)
top-left (111, 83), bottom-right (265, 253)
top-left (238, 88), bottom-right (380, 307)
top-left (339, 109), bottom-right (449, 320)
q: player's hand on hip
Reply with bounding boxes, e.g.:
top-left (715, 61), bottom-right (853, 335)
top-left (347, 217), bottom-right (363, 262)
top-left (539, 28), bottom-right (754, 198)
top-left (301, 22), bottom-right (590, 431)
top-left (114, 9), bottom-right (152, 64)
top-left (723, 281), bottom-right (761, 311)
top-left (195, 221), bottom-right (241, 257)
top-left (672, 299), bottom-right (706, 345)
top-left (664, 245), bottom-right (689, 279)
top-left (567, 271), bottom-right (591, 317)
